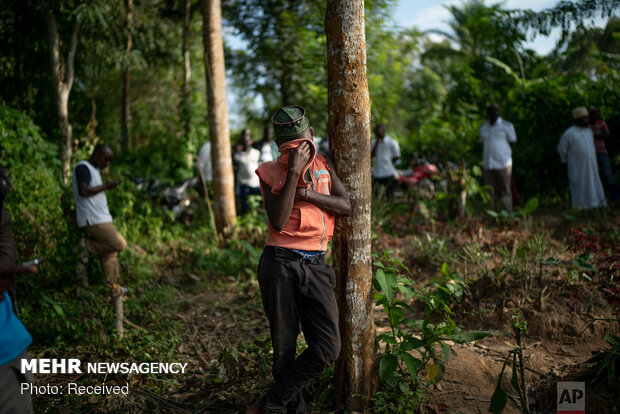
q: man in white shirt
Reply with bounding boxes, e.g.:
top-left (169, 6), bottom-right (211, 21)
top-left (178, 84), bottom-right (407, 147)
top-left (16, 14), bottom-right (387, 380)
top-left (371, 123), bottom-right (400, 199)
top-left (234, 129), bottom-right (262, 214)
top-left (557, 107), bottom-right (606, 209)
top-left (310, 126), bottom-right (329, 156)
top-left (197, 141), bottom-right (212, 182)
top-left (253, 126), bottom-right (279, 165)
top-left (479, 103), bottom-right (517, 212)
top-left (72, 144), bottom-right (127, 332)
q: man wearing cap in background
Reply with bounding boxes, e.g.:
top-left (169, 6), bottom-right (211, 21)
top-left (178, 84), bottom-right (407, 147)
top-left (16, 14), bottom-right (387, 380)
top-left (557, 107), bottom-right (607, 209)
top-left (247, 106), bottom-right (351, 414)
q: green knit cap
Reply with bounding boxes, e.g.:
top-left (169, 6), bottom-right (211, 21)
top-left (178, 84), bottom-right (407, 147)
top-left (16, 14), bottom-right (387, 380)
top-left (271, 105), bottom-right (310, 140)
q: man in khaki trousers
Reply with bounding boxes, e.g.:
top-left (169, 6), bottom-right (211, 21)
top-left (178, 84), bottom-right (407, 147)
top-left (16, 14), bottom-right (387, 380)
top-left (479, 103), bottom-right (517, 212)
top-left (71, 144), bottom-right (127, 334)
top-left (82, 223), bottom-right (126, 288)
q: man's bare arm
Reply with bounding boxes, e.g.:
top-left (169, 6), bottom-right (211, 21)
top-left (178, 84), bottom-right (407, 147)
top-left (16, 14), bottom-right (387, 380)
top-left (78, 181), bottom-right (119, 197)
top-left (296, 156), bottom-right (351, 217)
top-left (262, 142), bottom-right (312, 231)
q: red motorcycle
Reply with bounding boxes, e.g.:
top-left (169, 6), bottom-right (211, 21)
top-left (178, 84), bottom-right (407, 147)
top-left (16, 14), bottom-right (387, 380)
top-left (395, 158), bottom-right (440, 199)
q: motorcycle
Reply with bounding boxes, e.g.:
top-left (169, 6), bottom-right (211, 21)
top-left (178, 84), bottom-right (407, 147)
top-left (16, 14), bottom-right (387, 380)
top-left (395, 158), bottom-right (441, 199)
top-left (130, 176), bottom-right (201, 220)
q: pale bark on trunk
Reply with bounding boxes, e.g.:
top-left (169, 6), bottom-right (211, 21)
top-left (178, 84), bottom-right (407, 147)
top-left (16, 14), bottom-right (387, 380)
top-left (326, 0), bottom-right (376, 411)
top-left (182, 0), bottom-right (192, 139)
top-left (201, 0), bottom-right (236, 232)
top-left (87, 62), bottom-right (98, 140)
top-left (86, 38), bottom-right (98, 140)
top-left (44, 5), bottom-right (80, 181)
top-left (121, 0), bottom-right (133, 150)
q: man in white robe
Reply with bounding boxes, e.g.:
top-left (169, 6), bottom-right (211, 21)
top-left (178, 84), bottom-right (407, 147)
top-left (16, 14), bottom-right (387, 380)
top-left (557, 107), bottom-right (607, 209)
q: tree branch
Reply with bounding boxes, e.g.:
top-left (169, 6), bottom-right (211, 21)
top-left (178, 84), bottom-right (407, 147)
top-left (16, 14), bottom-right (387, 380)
top-left (43, 3), bottom-right (62, 93)
top-left (66, 18), bottom-right (81, 92)
top-left (509, 0), bottom-right (619, 37)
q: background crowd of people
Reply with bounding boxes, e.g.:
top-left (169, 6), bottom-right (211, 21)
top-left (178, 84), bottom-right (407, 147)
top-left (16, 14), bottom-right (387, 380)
top-left (194, 102), bottom-right (617, 218)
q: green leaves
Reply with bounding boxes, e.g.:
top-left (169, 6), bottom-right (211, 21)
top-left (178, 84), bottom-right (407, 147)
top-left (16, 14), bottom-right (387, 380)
top-left (400, 352), bottom-right (423, 377)
top-left (373, 251), bottom-right (499, 397)
top-left (374, 267), bottom-right (397, 303)
top-left (541, 257), bottom-right (561, 265)
top-left (441, 331), bottom-right (499, 344)
top-left (582, 332), bottom-right (620, 384)
top-left (489, 354), bottom-right (510, 414)
top-left (400, 334), bottom-right (425, 351)
top-left (522, 197), bottom-right (539, 216)
top-left (489, 346), bottom-right (532, 414)
top-left (574, 254), bottom-right (596, 271)
top-left (379, 354), bottom-right (399, 382)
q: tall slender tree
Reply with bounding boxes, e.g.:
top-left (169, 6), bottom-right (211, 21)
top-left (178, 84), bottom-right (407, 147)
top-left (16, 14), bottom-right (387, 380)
top-left (121, 0), bottom-right (133, 150)
top-left (325, 0), bottom-right (376, 411)
top-left (43, 2), bottom-right (81, 180)
top-left (201, 0), bottom-right (236, 232)
top-left (181, 0), bottom-right (192, 140)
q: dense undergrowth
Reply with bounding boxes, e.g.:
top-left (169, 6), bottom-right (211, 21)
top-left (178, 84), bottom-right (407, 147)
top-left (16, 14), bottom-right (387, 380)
top-left (2, 106), bottom-right (264, 411)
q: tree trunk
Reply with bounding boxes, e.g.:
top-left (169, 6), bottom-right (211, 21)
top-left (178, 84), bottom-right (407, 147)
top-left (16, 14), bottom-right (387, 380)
top-left (201, 0), bottom-right (236, 232)
top-left (44, 4), bottom-right (79, 180)
top-left (87, 39), bottom-right (98, 141)
top-left (326, 0), bottom-right (376, 411)
top-left (121, 0), bottom-right (133, 150)
top-left (182, 0), bottom-right (192, 140)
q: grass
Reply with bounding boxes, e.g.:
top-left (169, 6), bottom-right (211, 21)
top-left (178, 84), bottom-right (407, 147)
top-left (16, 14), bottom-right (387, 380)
top-left (20, 197), bottom-right (267, 412)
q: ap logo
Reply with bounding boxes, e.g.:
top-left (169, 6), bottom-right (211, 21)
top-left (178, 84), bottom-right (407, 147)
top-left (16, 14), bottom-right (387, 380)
top-left (557, 382), bottom-right (585, 414)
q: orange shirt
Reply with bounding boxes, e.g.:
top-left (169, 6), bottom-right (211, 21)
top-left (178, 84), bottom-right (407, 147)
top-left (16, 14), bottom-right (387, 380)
top-left (255, 139), bottom-right (335, 251)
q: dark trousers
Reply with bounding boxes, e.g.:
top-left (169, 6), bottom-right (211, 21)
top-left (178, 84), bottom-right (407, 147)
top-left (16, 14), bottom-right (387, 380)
top-left (483, 167), bottom-right (513, 212)
top-left (258, 246), bottom-right (340, 413)
top-left (0, 351), bottom-right (33, 414)
top-left (372, 175), bottom-right (395, 199)
top-left (597, 153), bottom-right (619, 201)
top-left (240, 184), bottom-right (262, 214)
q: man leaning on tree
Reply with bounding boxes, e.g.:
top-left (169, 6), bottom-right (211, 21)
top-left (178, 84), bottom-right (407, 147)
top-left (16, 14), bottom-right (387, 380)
top-left (246, 106), bottom-right (351, 414)
top-left (72, 144), bottom-right (128, 330)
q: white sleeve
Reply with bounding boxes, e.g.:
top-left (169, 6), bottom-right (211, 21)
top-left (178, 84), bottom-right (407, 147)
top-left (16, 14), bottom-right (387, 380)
top-left (392, 139), bottom-right (401, 158)
top-left (506, 122), bottom-right (516, 143)
top-left (557, 131), bottom-right (570, 164)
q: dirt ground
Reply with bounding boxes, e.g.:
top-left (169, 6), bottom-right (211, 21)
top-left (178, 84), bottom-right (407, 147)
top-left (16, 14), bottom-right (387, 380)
top-left (386, 213), bottom-right (620, 414)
